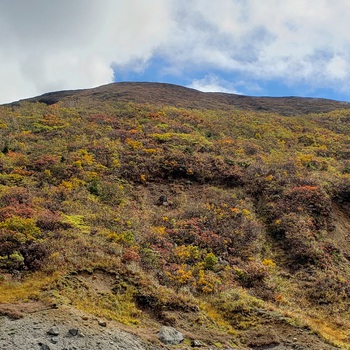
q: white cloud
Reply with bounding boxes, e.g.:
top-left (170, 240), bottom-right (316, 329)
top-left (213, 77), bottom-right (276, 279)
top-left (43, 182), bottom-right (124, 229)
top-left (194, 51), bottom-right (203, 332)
top-left (0, 0), bottom-right (173, 103)
top-left (165, 0), bottom-right (350, 91)
top-left (326, 56), bottom-right (349, 80)
top-left (1, 0), bottom-right (350, 103)
top-left (188, 74), bottom-right (240, 94)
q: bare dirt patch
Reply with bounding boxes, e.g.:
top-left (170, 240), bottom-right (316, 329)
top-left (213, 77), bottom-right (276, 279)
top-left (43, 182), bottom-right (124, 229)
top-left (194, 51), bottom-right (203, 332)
top-left (0, 301), bottom-right (52, 319)
top-left (329, 204), bottom-right (350, 257)
top-left (77, 269), bottom-right (117, 294)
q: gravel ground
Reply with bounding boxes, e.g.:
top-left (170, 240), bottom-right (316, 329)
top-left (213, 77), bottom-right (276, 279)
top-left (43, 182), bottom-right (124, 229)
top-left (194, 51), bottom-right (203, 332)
top-left (0, 306), bottom-right (160, 350)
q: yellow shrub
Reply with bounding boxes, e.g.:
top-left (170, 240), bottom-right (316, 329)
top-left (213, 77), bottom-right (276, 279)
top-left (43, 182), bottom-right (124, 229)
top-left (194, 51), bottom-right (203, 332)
top-left (262, 259), bottom-right (276, 268)
top-left (174, 245), bottom-right (200, 263)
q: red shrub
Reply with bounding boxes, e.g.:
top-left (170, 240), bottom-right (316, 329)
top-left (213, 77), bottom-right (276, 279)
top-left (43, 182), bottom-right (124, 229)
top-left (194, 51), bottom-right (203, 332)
top-left (121, 247), bottom-right (141, 263)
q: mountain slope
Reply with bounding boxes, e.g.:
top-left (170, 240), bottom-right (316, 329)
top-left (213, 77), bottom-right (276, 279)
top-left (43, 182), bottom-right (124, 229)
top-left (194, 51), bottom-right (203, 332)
top-left (1, 83), bottom-right (350, 349)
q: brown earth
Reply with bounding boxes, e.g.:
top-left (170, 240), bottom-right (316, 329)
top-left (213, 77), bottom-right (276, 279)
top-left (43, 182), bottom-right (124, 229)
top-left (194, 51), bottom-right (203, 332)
top-left (329, 204), bottom-right (350, 258)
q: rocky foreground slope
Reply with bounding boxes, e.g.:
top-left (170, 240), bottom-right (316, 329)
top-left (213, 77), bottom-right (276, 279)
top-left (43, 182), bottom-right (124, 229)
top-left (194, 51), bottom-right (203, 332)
top-left (0, 303), bottom-right (338, 350)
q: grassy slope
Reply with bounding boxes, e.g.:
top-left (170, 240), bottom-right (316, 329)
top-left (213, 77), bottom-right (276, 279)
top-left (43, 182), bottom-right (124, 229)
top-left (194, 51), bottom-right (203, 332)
top-left (0, 84), bottom-right (350, 348)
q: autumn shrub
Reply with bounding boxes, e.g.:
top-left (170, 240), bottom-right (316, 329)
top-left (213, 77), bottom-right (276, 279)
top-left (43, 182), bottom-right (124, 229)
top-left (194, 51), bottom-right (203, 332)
top-left (87, 113), bottom-right (120, 127)
top-left (261, 182), bottom-right (333, 267)
top-left (0, 186), bottom-right (31, 205)
top-left (0, 205), bottom-right (34, 221)
top-left (166, 263), bottom-right (195, 288)
top-left (270, 212), bottom-right (321, 267)
top-left (0, 187), bottom-right (35, 220)
top-left (21, 241), bottom-right (50, 271)
top-left (167, 218), bottom-right (227, 256)
top-left (0, 251), bottom-right (25, 271)
top-left (87, 142), bottom-right (118, 168)
top-left (87, 178), bottom-right (101, 196)
top-left (140, 247), bottom-right (162, 270)
top-left (121, 247), bottom-right (141, 264)
top-left (36, 209), bottom-right (69, 231)
top-left (0, 216), bottom-right (48, 271)
top-left (0, 229), bottom-right (24, 260)
top-left (195, 269), bottom-right (222, 293)
top-left (285, 185), bottom-right (332, 226)
top-left (233, 261), bottom-right (269, 288)
top-left (173, 244), bottom-right (200, 264)
top-left (4, 151), bottom-right (29, 168)
top-left (306, 270), bottom-right (350, 306)
top-left (97, 180), bottom-right (128, 206)
top-left (118, 151), bottom-right (153, 182)
top-left (213, 287), bottom-right (264, 328)
top-left (29, 154), bottom-right (60, 172)
top-left (0, 216), bottom-right (40, 238)
top-left (159, 153), bottom-right (243, 185)
top-left (203, 252), bottom-right (218, 270)
top-left (332, 177), bottom-right (350, 204)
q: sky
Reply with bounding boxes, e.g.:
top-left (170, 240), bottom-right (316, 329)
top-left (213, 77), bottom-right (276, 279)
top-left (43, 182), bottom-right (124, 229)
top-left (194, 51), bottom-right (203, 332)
top-left (1, 0), bottom-right (350, 104)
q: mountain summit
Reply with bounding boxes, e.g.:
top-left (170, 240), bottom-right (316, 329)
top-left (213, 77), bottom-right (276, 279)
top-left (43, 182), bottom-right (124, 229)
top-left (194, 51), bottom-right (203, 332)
top-left (14, 82), bottom-right (350, 116)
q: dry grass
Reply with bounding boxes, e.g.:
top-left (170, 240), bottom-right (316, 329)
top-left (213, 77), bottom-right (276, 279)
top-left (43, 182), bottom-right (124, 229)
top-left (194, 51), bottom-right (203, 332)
top-left (265, 304), bottom-right (350, 349)
top-left (0, 272), bottom-right (60, 303)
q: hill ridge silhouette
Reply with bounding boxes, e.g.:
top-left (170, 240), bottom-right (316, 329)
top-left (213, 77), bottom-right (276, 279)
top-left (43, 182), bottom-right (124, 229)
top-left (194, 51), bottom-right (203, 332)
top-left (11, 82), bottom-right (350, 116)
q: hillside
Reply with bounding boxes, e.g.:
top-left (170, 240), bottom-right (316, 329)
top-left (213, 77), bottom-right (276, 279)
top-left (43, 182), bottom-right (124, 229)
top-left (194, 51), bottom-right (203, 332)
top-left (1, 83), bottom-right (350, 349)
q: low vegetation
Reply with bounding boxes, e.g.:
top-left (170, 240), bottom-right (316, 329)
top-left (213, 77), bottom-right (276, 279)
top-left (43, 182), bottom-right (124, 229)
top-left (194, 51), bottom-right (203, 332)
top-left (1, 84), bottom-right (350, 348)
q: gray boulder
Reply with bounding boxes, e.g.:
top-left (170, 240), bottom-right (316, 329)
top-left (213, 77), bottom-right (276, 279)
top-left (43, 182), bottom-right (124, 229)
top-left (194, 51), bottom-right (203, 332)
top-left (157, 326), bottom-right (184, 345)
top-left (47, 327), bottom-right (60, 336)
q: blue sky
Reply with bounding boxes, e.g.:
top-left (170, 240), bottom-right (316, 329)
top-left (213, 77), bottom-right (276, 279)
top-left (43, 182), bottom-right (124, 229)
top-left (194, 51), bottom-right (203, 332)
top-left (1, 0), bottom-right (350, 103)
top-left (113, 59), bottom-right (350, 102)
